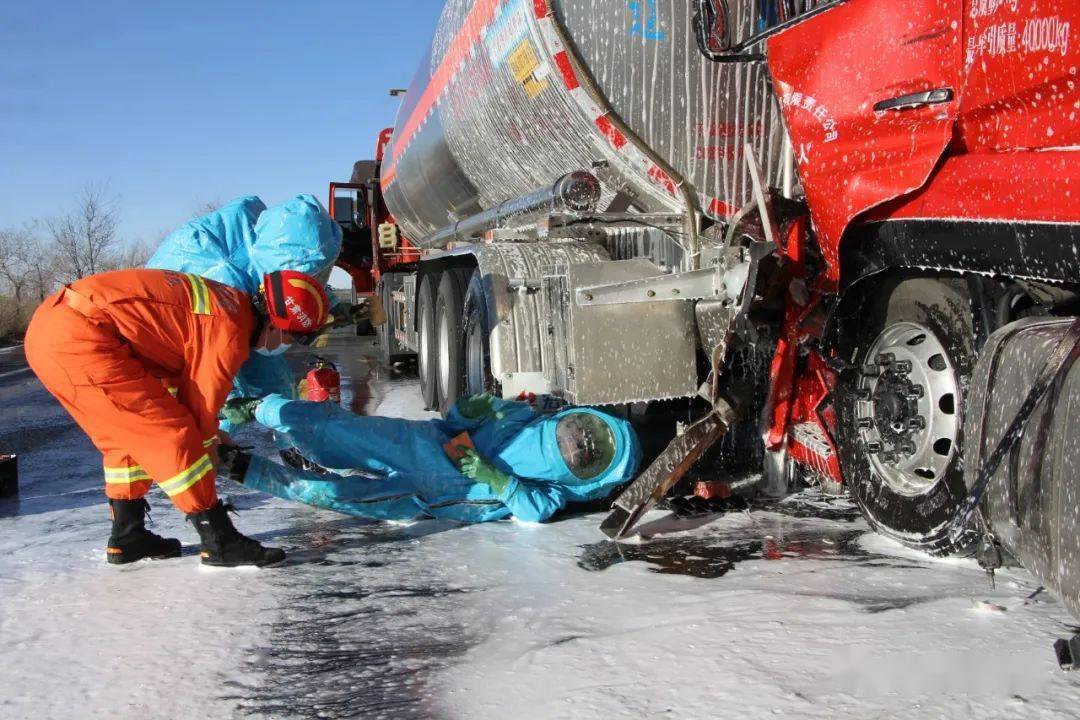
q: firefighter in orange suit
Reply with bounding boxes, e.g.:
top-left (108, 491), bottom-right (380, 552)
top-left (24, 267), bottom-right (330, 567)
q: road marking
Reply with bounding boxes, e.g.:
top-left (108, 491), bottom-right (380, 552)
top-left (0, 345), bottom-right (23, 355)
top-left (0, 367), bottom-right (31, 379)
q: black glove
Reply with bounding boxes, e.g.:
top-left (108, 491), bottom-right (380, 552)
top-left (218, 445), bottom-right (252, 484)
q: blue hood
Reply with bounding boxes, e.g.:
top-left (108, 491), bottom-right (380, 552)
top-left (147, 194), bottom-right (342, 294)
top-left (495, 407), bottom-right (641, 503)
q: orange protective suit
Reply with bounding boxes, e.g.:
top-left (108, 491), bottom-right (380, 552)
top-left (24, 269), bottom-right (256, 514)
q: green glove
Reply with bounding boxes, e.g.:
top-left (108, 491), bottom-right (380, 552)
top-left (220, 397), bottom-right (262, 426)
top-left (458, 448), bottom-right (512, 495)
top-left (456, 393), bottom-right (505, 421)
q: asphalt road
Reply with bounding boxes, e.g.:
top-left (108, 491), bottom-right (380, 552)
top-left (0, 345), bottom-right (30, 388)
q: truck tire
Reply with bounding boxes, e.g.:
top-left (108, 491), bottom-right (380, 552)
top-left (836, 277), bottom-right (979, 556)
top-left (463, 270), bottom-right (496, 397)
top-left (377, 275), bottom-right (410, 365)
top-left (417, 272), bottom-right (440, 410)
top-left (435, 268), bottom-right (470, 414)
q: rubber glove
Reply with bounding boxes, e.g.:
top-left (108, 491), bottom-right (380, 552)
top-left (220, 397), bottom-right (262, 427)
top-left (456, 393), bottom-right (505, 421)
top-left (458, 448), bottom-right (512, 495)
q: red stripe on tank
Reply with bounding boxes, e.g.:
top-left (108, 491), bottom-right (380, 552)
top-left (533, 0), bottom-right (549, 19)
top-left (708, 198), bottom-right (737, 218)
top-left (648, 164), bottom-right (679, 196)
top-left (553, 51), bottom-right (579, 90)
top-left (594, 115), bottom-right (627, 150)
top-left (389, 0), bottom-right (501, 171)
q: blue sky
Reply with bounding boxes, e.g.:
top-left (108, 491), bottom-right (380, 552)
top-left (0, 1), bottom-right (444, 255)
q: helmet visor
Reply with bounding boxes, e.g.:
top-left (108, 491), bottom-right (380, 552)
top-left (555, 412), bottom-right (617, 480)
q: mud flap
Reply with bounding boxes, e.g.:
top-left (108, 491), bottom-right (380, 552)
top-left (600, 408), bottom-right (732, 539)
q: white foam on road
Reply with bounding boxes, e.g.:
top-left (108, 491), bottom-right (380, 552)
top-left (2, 337), bottom-right (1079, 719)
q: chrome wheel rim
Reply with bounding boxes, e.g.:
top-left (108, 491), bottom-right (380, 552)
top-left (854, 321), bottom-right (960, 496)
top-left (437, 307), bottom-right (452, 399)
top-left (464, 312), bottom-right (486, 395)
top-left (419, 294), bottom-right (433, 382)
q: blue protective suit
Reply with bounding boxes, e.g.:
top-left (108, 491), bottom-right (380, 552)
top-left (146, 195), bottom-right (342, 430)
top-left (242, 395), bottom-right (642, 523)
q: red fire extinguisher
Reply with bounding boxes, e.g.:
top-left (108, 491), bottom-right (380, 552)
top-left (306, 356), bottom-right (341, 404)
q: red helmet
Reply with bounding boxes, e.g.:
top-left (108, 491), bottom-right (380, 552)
top-left (263, 270), bottom-right (329, 334)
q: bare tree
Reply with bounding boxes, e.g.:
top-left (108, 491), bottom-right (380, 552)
top-left (0, 228), bottom-right (31, 305)
top-left (193, 198), bottom-right (223, 218)
top-left (50, 183), bottom-right (120, 282)
top-left (107, 239), bottom-right (156, 271)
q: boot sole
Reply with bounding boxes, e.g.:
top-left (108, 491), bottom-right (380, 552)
top-left (199, 558), bottom-right (286, 568)
top-left (200, 552), bottom-right (287, 568)
top-left (106, 548), bottom-right (183, 565)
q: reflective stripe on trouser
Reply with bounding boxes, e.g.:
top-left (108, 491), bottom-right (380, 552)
top-left (24, 298), bottom-right (220, 514)
top-left (102, 452), bottom-right (153, 501)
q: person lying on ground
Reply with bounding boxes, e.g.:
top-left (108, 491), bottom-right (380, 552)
top-left (218, 393), bottom-right (641, 523)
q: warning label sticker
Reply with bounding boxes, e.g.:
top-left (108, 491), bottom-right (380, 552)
top-left (508, 38), bottom-right (550, 99)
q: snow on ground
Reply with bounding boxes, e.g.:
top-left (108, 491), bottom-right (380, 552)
top-left (1, 335), bottom-right (1079, 719)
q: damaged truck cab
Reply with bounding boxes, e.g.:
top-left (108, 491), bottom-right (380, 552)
top-left (332, 0), bottom-right (1080, 616)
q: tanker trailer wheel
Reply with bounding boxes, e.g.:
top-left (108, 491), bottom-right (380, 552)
top-left (463, 270), bottom-right (496, 397)
top-left (377, 275), bottom-right (411, 365)
top-left (435, 268), bottom-right (470, 415)
top-left (836, 277), bottom-right (979, 555)
top-left (417, 272), bottom-right (440, 410)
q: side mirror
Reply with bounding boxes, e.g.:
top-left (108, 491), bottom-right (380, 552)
top-left (330, 185), bottom-right (368, 229)
top-left (693, 0), bottom-right (732, 58)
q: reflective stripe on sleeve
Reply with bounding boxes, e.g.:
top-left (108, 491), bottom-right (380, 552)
top-left (104, 465), bottom-right (151, 484)
top-left (184, 274), bottom-right (212, 316)
top-left (202, 436), bottom-right (217, 448)
top-left (159, 455), bottom-right (214, 497)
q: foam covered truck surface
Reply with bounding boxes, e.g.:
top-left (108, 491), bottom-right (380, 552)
top-left (1, 334), bottom-right (1078, 719)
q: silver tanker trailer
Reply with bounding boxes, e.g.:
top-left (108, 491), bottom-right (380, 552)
top-left (330, 0), bottom-right (1080, 632)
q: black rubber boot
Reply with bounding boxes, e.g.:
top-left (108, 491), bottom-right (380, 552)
top-left (106, 499), bottom-right (182, 565)
top-left (187, 500), bottom-right (285, 567)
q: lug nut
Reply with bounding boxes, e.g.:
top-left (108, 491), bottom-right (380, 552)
top-left (907, 386), bottom-right (925, 399)
top-left (861, 364), bottom-right (880, 378)
top-left (855, 388), bottom-right (872, 401)
top-left (907, 416), bottom-right (926, 430)
top-left (882, 451), bottom-right (897, 463)
top-left (877, 352), bottom-right (895, 366)
top-left (894, 360), bottom-right (913, 374)
top-left (900, 440), bottom-right (917, 455)
top-left (857, 417), bottom-right (874, 429)
top-left (866, 441), bottom-right (883, 454)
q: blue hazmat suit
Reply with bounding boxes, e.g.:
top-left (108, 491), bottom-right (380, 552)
top-left (146, 195), bottom-right (342, 432)
top-left (241, 394), bottom-right (642, 523)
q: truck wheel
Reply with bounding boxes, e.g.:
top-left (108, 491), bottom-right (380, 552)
top-left (836, 277), bottom-right (979, 555)
top-left (463, 270), bottom-right (496, 397)
top-left (377, 276), bottom-right (410, 365)
top-left (417, 272), bottom-right (440, 410)
top-left (435, 268), bottom-right (470, 414)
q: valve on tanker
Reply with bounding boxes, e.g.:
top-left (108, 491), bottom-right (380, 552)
top-left (378, 222), bottom-right (398, 250)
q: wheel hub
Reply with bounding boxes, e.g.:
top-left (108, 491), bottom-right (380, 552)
top-left (854, 321), bottom-right (959, 495)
